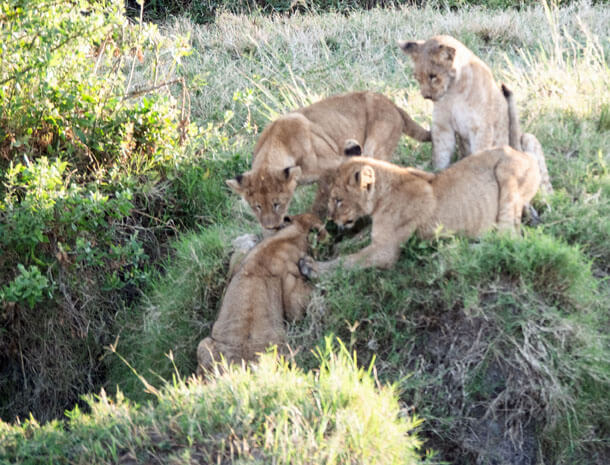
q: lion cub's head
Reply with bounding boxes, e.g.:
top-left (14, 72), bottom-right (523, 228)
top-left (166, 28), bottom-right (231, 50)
top-left (327, 158), bottom-right (376, 229)
top-left (399, 35), bottom-right (458, 102)
top-left (227, 166), bottom-right (302, 231)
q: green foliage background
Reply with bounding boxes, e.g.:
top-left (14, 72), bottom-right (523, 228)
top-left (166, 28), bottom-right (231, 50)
top-left (129, 0), bottom-right (580, 24)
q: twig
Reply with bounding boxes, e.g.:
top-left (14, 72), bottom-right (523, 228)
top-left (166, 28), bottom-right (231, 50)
top-left (124, 0), bottom-right (145, 96)
top-left (122, 78), bottom-right (184, 100)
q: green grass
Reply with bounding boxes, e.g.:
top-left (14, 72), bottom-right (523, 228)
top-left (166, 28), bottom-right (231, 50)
top-left (107, 2), bottom-right (610, 462)
top-left (1, 341), bottom-right (426, 465)
top-left (108, 223), bottom-right (237, 400)
top-left (1, 1), bottom-right (609, 464)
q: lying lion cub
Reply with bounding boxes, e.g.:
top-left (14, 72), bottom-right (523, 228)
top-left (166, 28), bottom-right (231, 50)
top-left (197, 213), bottom-right (325, 374)
top-left (314, 141), bottom-right (541, 272)
top-left (399, 35), bottom-right (553, 193)
top-left (226, 91), bottom-right (430, 231)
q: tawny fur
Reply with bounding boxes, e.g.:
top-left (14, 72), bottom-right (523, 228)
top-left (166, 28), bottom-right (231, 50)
top-left (317, 149), bottom-right (541, 272)
top-left (399, 36), bottom-right (553, 194)
top-left (196, 214), bottom-right (325, 375)
top-left (400, 35), bottom-right (517, 168)
top-left (226, 91), bottom-right (431, 230)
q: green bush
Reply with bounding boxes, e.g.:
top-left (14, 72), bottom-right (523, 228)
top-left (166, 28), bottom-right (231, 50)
top-left (0, 264), bottom-right (51, 309)
top-left (0, 0), bottom-right (199, 422)
top-left (1, 1), bottom-right (188, 171)
top-left (132, 0), bottom-right (399, 24)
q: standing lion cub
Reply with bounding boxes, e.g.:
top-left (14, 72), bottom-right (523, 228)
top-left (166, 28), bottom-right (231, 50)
top-left (197, 213), bottom-right (325, 374)
top-left (227, 91), bottom-right (430, 231)
top-left (313, 140), bottom-right (541, 273)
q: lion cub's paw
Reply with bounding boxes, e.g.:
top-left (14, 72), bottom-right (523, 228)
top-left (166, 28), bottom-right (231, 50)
top-left (523, 204), bottom-right (541, 227)
top-left (298, 256), bottom-right (318, 280)
top-left (232, 233), bottom-right (259, 251)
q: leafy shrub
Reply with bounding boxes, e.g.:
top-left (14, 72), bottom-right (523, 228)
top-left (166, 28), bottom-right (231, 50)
top-left (0, 0), bottom-right (199, 422)
top-left (0, 264), bottom-right (51, 309)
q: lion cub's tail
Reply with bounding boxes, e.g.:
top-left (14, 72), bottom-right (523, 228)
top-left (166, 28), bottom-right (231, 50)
top-left (396, 106), bottom-right (432, 142)
top-left (502, 84), bottom-right (553, 195)
top-left (501, 83), bottom-right (522, 151)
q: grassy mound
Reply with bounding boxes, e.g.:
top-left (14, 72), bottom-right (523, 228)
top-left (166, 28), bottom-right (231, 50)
top-left (298, 232), bottom-right (608, 464)
top-left (1, 341), bottom-right (425, 464)
top-left (107, 2), bottom-right (609, 463)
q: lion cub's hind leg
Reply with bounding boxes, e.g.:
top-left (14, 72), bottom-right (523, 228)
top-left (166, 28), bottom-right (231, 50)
top-left (361, 121), bottom-right (403, 160)
top-left (494, 156), bottom-right (529, 232)
top-left (522, 133), bottom-right (553, 195)
top-left (282, 272), bottom-right (312, 322)
top-left (494, 149), bottom-right (541, 232)
top-left (197, 337), bottom-right (219, 376)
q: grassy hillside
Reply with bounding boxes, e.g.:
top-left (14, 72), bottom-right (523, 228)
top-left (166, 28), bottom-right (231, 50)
top-left (1, 0), bottom-right (609, 464)
top-left (0, 341), bottom-right (426, 464)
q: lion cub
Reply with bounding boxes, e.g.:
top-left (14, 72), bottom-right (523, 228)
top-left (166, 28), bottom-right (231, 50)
top-left (315, 141), bottom-right (541, 272)
top-left (399, 35), bottom-right (553, 193)
top-left (399, 35), bottom-right (514, 168)
top-left (197, 213), bottom-right (325, 374)
top-left (226, 91), bottom-right (430, 231)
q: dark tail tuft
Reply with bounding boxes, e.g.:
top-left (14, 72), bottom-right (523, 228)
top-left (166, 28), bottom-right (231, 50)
top-left (502, 83), bottom-right (522, 151)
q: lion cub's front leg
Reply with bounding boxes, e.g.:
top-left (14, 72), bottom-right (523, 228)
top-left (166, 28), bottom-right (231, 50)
top-left (311, 173), bottom-right (333, 218)
top-left (318, 221), bottom-right (416, 272)
top-left (431, 111), bottom-right (456, 170)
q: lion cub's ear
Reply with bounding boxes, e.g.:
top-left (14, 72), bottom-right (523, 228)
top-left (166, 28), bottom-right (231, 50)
top-left (226, 173), bottom-right (248, 194)
top-left (354, 165), bottom-right (375, 192)
top-left (283, 166), bottom-right (302, 182)
top-left (344, 139), bottom-right (362, 156)
top-left (398, 40), bottom-right (424, 58)
top-left (433, 44), bottom-right (456, 67)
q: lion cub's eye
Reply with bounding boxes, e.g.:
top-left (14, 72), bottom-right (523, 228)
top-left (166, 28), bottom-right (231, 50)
top-left (335, 198), bottom-right (342, 207)
top-left (429, 73), bottom-right (437, 81)
top-left (255, 204), bottom-right (262, 212)
top-left (273, 201), bottom-right (280, 211)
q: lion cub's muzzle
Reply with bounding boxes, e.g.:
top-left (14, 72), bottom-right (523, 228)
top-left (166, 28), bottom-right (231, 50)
top-left (261, 216), bottom-right (288, 232)
top-left (330, 215), bottom-right (355, 231)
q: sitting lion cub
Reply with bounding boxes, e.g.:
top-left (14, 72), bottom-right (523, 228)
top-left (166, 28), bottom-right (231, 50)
top-left (399, 35), bottom-right (553, 193)
top-left (399, 35), bottom-right (515, 169)
top-left (226, 91), bottom-right (430, 231)
top-left (314, 140), bottom-right (541, 272)
top-left (197, 213), bottom-right (325, 374)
